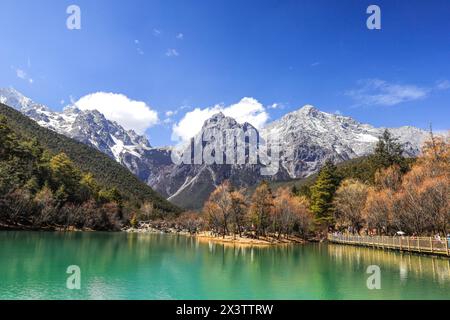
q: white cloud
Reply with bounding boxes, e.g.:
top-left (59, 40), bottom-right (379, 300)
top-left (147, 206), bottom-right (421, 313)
top-left (166, 48), bottom-right (179, 57)
top-left (153, 29), bottom-right (162, 36)
top-left (73, 92), bottom-right (159, 134)
top-left (172, 97), bottom-right (269, 142)
top-left (346, 79), bottom-right (430, 106)
top-left (176, 33), bottom-right (184, 40)
top-left (16, 69), bottom-right (26, 79)
top-left (15, 68), bottom-right (33, 84)
top-left (436, 80), bottom-right (450, 90)
top-left (268, 103), bottom-right (285, 110)
top-left (165, 110), bottom-right (176, 117)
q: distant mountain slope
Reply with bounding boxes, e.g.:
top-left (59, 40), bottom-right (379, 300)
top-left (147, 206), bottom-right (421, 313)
top-left (0, 103), bottom-right (181, 215)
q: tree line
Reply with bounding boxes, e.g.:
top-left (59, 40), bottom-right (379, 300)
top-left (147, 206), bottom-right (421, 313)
top-left (173, 129), bottom-right (449, 239)
top-left (0, 115), bottom-right (131, 230)
top-left (333, 133), bottom-right (449, 236)
top-left (306, 130), bottom-right (449, 236)
top-left (163, 179), bottom-right (313, 240)
top-left (0, 103), bottom-right (180, 215)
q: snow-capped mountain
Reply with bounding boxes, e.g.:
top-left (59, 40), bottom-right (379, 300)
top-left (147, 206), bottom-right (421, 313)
top-left (0, 88), bottom-right (431, 209)
top-left (147, 112), bottom-right (291, 208)
top-left (262, 105), bottom-right (430, 178)
top-left (0, 87), bottom-right (151, 164)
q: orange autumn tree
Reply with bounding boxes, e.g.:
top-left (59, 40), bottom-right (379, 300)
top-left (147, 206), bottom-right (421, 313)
top-left (363, 133), bottom-right (449, 235)
top-left (248, 181), bottom-right (274, 237)
top-left (392, 134), bottom-right (449, 234)
top-left (333, 179), bottom-right (369, 234)
top-left (203, 181), bottom-right (233, 237)
top-left (272, 188), bottom-right (313, 239)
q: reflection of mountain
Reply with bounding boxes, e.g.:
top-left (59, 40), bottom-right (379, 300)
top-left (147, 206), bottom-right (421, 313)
top-left (1, 88), bottom-right (430, 209)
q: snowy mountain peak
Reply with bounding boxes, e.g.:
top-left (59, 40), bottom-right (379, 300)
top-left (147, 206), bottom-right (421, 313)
top-left (0, 88), bottom-right (152, 164)
top-left (298, 104), bottom-right (319, 114)
top-left (202, 112), bottom-right (237, 129)
top-left (262, 106), bottom-right (429, 178)
top-left (0, 87), bottom-right (50, 112)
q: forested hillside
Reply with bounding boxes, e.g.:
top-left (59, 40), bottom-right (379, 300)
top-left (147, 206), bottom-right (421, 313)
top-left (0, 103), bottom-right (180, 230)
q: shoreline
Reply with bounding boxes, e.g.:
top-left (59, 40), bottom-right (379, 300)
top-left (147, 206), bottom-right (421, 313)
top-left (126, 227), bottom-right (306, 246)
top-left (0, 223), bottom-right (307, 246)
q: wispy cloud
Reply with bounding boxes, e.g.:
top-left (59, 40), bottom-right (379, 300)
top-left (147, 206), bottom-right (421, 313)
top-left (346, 79), bottom-right (430, 107)
top-left (436, 80), bottom-right (450, 90)
top-left (13, 66), bottom-right (33, 84)
top-left (134, 40), bottom-right (144, 55)
top-left (176, 33), bottom-right (184, 40)
top-left (166, 48), bottom-right (179, 57)
top-left (268, 103), bottom-right (285, 110)
top-left (153, 29), bottom-right (162, 37)
top-left (311, 62), bottom-right (320, 67)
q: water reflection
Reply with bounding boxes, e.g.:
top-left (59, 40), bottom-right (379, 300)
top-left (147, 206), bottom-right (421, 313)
top-left (327, 244), bottom-right (450, 285)
top-left (0, 232), bottom-right (449, 300)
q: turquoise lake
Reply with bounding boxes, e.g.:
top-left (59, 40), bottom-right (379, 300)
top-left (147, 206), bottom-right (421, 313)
top-left (0, 231), bottom-right (449, 300)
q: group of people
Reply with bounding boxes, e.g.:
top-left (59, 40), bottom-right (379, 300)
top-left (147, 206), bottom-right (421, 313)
top-left (434, 233), bottom-right (450, 246)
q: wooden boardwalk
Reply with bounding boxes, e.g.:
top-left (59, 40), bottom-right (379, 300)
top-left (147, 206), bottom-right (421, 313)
top-left (328, 234), bottom-right (450, 257)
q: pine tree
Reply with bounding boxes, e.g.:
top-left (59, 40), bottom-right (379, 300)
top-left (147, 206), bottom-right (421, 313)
top-left (291, 185), bottom-right (299, 196)
top-left (310, 160), bottom-right (340, 225)
top-left (369, 129), bottom-right (407, 172)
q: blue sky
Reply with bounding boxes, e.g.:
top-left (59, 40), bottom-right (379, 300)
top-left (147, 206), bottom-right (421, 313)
top-left (0, 0), bottom-right (449, 146)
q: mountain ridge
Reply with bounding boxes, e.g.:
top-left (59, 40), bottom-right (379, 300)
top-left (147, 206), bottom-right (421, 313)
top-left (0, 88), bottom-right (431, 209)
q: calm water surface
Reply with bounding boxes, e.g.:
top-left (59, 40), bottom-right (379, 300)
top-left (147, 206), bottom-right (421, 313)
top-left (0, 231), bottom-right (449, 299)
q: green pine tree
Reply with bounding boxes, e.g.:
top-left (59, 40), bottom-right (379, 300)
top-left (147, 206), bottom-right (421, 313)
top-left (310, 160), bottom-right (340, 225)
top-left (369, 129), bottom-right (408, 172)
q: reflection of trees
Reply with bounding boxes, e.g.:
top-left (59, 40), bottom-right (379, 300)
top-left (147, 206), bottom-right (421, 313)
top-left (327, 244), bottom-right (450, 284)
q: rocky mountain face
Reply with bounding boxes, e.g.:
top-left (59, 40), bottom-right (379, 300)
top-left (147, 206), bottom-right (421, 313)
top-left (150, 112), bottom-right (292, 208)
top-left (0, 88), bottom-right (431, 209)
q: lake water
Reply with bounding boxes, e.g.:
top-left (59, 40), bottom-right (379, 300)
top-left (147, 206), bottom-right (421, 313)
top-left (0, 231), bottom-right (449, 300)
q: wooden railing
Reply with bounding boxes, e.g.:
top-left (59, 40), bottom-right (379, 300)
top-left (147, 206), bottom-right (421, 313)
top-left (328, 233), bottom-right (450, 256)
